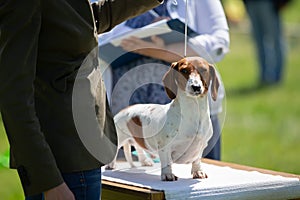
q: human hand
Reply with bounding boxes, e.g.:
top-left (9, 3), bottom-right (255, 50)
top-left (44, 182), bottom-right (75, 200)
top-left (120, 35), bottom-right (166, 57)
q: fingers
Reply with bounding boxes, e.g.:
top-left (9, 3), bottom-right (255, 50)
top-left (120, 36), bottom-right (165, 52)
top-left (120, 36), bottom-right (141, 51)
top-left (151, 35), bottom-right (165, 47)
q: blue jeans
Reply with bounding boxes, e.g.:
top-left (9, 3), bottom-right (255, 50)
top-left (244, 0), bottom-right (285, 84)
top-left (25, 168), bottom-right (101, 200)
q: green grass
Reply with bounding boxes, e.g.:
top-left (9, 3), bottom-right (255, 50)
top-left (216, 1), bottom-right (300, 175)
top-left (219, 27), bottom-right (300, 174)
top-left (1, 3), bottom-right (300, 199)
top-left (0, 117), bottom-right (24, 199)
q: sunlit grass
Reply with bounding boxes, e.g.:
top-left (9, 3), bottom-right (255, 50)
top-left (220, 29), bottom-right (300, 174)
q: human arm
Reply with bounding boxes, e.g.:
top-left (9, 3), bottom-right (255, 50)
top-left (186, 0), bottom-right (230, 63)
top-left (118, 0), bottom-right (229, 63)
top-left (120, 35), bottom-right (196, 63)
top-left (94, 0), bottom-right (164, 33)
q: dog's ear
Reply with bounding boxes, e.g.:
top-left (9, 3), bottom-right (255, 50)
top-left (209, 64), bottom-right (219, 101)
top-left (162, 62), bottom-right (178, 99)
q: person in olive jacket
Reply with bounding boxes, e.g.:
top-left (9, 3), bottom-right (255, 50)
top-left (0, 0), bottom-right (163, 199)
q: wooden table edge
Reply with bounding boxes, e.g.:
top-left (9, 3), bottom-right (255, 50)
top-left (102, 179), bottom-right (165, 200)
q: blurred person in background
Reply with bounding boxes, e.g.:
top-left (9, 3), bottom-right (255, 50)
top-left (100, 0), bottom-right (230, 161)
top-left (242, 0), bottom-right (292, 86)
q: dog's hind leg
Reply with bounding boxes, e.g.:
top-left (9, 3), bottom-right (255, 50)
top-left (106, 152), bottom-right (118, 170)
top-left (134, 145), bottom-right (153, 167)
top-left (123, 141), bottom-right (136, 168)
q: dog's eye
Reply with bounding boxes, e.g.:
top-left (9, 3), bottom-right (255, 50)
top-left (180, 68), bottom-right (189, 74)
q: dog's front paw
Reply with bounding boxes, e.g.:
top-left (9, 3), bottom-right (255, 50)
top-left (161, 173), bottom-right (178, 181)
top-left (192, 170), bottom-right (208, 179)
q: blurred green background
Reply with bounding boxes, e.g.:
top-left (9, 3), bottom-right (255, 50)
top-left (220, 0), bottom-right (300, 174)
top-left (1, 0), bottom-right (300, 199)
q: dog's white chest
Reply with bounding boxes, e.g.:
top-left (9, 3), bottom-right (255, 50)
top-left (169, 109), bottom-right (212, 163)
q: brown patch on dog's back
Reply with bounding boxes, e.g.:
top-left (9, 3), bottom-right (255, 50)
top-left (127, 116), bottom-right (148, 150)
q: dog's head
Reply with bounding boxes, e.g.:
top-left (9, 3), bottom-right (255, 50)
top-left (162, 57), bottom-right (219, 101)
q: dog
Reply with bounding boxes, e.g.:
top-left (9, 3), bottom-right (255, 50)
top-left (108, 57), bottom-right (219, 181)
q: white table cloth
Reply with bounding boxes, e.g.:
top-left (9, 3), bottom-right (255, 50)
top-left (102, 162), bottom-right (300, 200)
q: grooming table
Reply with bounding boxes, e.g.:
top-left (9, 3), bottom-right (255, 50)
top-left (102, 159), bottom-right (300, 200)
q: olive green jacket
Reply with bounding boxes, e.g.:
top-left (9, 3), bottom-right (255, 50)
top-left (0, 0), bottom-right (162, 196)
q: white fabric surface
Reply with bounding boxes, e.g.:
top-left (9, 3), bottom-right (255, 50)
top-left (102, 162), bottom-right (300, 200)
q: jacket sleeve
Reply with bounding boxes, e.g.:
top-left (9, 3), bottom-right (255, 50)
top-left (0, 0), bottom-right (63, 196)
top-left (95, 0), bottom-right (163, 34)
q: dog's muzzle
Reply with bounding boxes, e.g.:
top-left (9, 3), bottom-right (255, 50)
top-left (187, 78), bottom-right (203, 96)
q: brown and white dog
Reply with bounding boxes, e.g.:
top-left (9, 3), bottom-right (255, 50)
top-left (109, 57), bottom-right (219, 181)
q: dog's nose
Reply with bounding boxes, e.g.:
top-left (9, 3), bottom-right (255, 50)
top-left (192, 85), bottom-right (201, 93)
